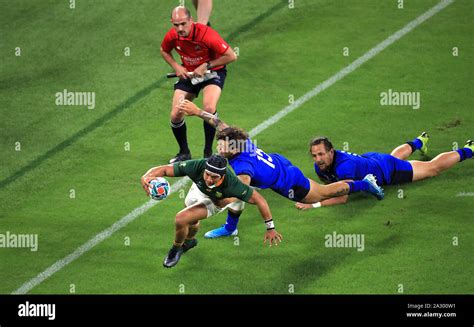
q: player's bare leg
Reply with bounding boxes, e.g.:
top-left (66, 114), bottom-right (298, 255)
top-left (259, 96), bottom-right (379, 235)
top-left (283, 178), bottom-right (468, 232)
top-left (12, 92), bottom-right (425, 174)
top-left (192, 0), bottom-right (213, 25)
top-left (201, 84), bottom-right (221, 157)
top-left (391, 144), bottom-right (414, 160)
top-left (186, 220), bottom-right (200, 239)
top-left (392, 132), bottom-right (429, 159)
top-left (169, 90), bottom-right (195, 163)
top-left (164, 203), bottom-right (207, 268)
top-left (182, 221), bottom-right (200, 252)
top-left (410, 151), bottom-right (463, 182)
top-left (174, 204), bottom-right (208, 246)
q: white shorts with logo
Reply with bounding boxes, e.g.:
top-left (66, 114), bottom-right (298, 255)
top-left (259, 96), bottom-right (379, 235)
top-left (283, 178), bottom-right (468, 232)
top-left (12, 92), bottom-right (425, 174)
top-left (185, 183), bottom-right (246, 218)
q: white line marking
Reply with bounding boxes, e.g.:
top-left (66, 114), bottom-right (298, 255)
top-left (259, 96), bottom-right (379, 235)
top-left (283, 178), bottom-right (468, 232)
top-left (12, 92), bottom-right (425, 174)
top-left (12, 177), bottom-right (190, 295)
top-left (12, 0), bottom-right (453, 294)
top-left (455, 192), bottom-right (474, 197)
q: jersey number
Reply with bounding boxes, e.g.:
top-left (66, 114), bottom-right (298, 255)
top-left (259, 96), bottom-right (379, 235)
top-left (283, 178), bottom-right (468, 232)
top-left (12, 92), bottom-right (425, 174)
top-left (255, 149), bottom-right (275, 169)
top-left (341, 151), bottom-right (360, 157)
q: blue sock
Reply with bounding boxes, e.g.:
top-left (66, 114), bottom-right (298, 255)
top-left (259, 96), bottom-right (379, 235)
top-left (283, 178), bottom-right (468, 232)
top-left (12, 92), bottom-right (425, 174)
top-left (347, 180), bottom-right (369, 194)
top-left (224, 211), bottom-right (240, 232)
top-left (457, 148), bottom-right (472, 161)
top-left (406, 138), bottom-right (423, 152)
top-left (465, 147), bottom-right (473, 159)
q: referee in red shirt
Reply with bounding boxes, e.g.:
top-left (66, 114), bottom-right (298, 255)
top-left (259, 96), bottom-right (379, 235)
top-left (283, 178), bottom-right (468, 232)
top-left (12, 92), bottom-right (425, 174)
top-left (161, 6), bottom-right (238, 163)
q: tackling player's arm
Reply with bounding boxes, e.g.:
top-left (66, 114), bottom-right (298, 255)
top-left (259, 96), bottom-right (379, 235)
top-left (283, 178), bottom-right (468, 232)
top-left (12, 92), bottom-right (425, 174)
top-left (295, 178), bottom-right (351, 210)
top-left (178, 100), bottom-right (229, 131)
top-left (296, 195), bottom-right (349, 210)
top-left (141, 164), bottom-right (175, 195)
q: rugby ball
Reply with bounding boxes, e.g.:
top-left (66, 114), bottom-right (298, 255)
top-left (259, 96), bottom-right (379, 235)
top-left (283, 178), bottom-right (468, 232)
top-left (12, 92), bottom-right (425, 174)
top-left (149, 177), bottom-right (171, 201)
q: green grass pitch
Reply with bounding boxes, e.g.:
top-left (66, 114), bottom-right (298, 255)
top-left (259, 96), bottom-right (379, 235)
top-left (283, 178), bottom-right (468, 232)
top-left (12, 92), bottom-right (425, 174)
top-left (0, 0), bottom-right (472, 294)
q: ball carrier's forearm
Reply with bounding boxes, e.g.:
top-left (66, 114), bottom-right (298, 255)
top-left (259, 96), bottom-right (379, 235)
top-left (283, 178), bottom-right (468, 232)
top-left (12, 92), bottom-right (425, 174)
top-left (140, 165), bottom-right (175, 194)
top-left (142, 165), bottom-right (175, 180)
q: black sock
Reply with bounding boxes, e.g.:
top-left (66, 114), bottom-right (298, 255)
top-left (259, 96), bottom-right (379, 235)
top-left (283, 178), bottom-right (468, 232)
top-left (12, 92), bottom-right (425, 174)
top-left (170, 120), bottom-right (189, 154)
top-left (406, 141), bottom-right (417, 153)
top-left (203, 111), bottom-right (217, 156)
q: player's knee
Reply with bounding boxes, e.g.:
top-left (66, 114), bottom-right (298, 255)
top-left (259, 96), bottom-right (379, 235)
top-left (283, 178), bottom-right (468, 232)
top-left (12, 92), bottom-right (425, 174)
top-left (170, 111), bottom-right (183, 122)
top-left (202, 104), bottom-right (216, 114)
top-left (175, 212), bottom-right (188, 228)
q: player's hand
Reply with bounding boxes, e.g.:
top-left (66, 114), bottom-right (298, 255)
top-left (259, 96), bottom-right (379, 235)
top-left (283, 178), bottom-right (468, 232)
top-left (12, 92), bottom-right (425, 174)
top-left (141, 176), bottom-right (153, 196)
top-left (263, 229), bottom-right (283, 247)
top-left (295, 202), bottom-right (313, 210)
top-left (178, 100), bottom-right (200, 116)
top-left (193, 63), bottom-right (207, 77)
top-left (174, 65), bottom-right (190, 79)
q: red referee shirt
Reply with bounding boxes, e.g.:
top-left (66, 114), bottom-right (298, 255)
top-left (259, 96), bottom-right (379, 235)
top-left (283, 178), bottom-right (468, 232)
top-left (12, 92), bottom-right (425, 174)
top-left (161, 23), bottom-right (230, 72)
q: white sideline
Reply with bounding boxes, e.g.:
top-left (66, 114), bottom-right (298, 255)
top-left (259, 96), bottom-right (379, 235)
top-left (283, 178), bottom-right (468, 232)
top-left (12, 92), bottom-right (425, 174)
top-left (12, 0), bottom-right (453, 294)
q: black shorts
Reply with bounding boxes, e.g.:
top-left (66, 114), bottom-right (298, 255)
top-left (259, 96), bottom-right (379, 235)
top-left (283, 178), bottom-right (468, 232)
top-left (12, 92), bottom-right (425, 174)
top-left (390, 169), bottom-right (414, 185)
top-left (174, 67), bottom-right (227, 97)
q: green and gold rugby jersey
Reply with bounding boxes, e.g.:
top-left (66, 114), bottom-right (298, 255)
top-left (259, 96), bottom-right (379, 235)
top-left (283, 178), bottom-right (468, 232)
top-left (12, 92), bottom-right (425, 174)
top-left (173, 159), bottom-right (253, 203)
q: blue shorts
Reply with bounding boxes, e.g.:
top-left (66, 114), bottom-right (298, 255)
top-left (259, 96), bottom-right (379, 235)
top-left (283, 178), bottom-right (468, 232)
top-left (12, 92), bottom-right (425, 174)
top-left (174, 67), bottom-right (227, 97)
top-left (270, 154), bottom-right (311, 202)
top-left (363, 153), bottom-right (413, 185)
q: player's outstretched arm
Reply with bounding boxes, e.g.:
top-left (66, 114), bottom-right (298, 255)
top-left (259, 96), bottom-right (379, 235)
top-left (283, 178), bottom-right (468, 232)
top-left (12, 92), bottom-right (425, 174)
top-left (178, 100), bottom-right (229, 131)
top-left (247, 190), bottom-right (283, 247)
top-left (295, 195), bottom-right (349, 210)
top-left (141, 164), bottom-right (175, 195)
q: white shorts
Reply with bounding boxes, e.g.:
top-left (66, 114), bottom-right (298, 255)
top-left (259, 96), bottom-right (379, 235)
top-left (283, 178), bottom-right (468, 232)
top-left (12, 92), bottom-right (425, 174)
top-left (184, 183), bottom-right (246, 218)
